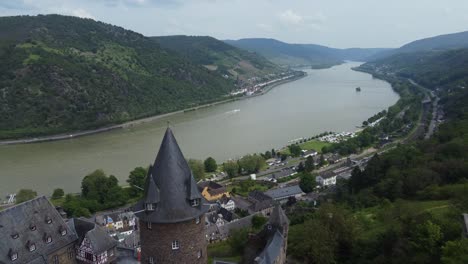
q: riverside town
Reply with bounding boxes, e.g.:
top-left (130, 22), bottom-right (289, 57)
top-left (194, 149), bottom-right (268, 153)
top-left (1, 2), bottom-right (468, 264)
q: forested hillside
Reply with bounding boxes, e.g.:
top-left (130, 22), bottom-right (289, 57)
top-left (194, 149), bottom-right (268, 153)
top-left (152, 35), bottom-right (282, 81)
top-left (369, 30), bottom-right (468, 61)
top-left (0, 15), bottom-right (234, 139)
top-left (288, 49), bottom-right (468, 263)
top-left (224, 38), bottom-right (390, 67)
top-left (361, 49), bottom-right (468, 89)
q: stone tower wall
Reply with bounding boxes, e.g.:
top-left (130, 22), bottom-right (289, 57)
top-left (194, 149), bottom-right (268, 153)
top-left (139, 215), bottom-right (207, 264)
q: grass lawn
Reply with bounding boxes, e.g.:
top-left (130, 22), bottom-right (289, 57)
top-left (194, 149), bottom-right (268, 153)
top-left (354, 199), bottom-right (453, 240)
top-left (281, 140), bottom-right (331, 155)
top-left (227, 182), bottom-right (271, 197)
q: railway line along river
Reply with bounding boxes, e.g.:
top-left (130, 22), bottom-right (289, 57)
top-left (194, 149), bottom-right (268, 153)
top-left (0, 62), bottom-right (399, 195)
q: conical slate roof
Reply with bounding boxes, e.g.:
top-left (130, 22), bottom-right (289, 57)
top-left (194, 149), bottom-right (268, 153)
top-left (269, 204), bottom-right (289, 228)
top-left (135, 128), bottom-right (208, 223)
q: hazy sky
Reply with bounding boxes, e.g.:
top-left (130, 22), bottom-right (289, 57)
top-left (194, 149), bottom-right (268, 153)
top-left (1, 0), bottom-right (468, 48)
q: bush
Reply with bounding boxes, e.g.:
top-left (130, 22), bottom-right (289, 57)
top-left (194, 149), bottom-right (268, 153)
top-left (51, 188), bottom-right (65, 199)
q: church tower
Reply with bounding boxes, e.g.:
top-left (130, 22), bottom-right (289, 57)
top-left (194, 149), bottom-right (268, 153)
top-left (135, 128), bottom-right (209, 263)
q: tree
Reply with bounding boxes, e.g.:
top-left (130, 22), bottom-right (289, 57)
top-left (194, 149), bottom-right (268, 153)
top-left (51, 188), bottom-right (64, 200)
top-left (188, 159), bottom-right (205, 181)
top-left (441, 239), bottom-right (468, 264)
top-left (410, 220), bottom-right (442, 254)
top-left (271, 148), bottom-right (276, 157)
top-left (204, 157), bottom-right (217, 172)
top-left (127, 167), bottom-right (147, 197)
top-left (281, 153), bottom-right (288, 161)
top-left (263, 151), bottom-right (272, 160)
top-left (16, 189), bottom-right (37, 204)
top-left (305, 155), bottom-right (315, 172)
top-left (299, 173), bottom-right (316, 193)
top-left (289, 144), bottom-right (302, 157)
top-left (251, 214), bottom-right (268, 229)
top-left (297, 162), bottom-right (305, 172)
top-left (224, 161), bottom-right (239, 178)
top-left (238, 154), bottom-right (265, 174)
top-left (228, 228), bottom-right (249, 255)
top-left (81, 169), bottom-right (127, 208)
top-left (319, 153), bottom-right (327, 166)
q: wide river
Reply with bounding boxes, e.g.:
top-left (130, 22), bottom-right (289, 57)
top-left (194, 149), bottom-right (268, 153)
top-left (0, 62), bottom-right (398, 196)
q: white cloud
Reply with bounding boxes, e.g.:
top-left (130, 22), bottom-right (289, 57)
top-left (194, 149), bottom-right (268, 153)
top-left (279, 9), bottom-right (303, 25)
top-left (71, 8), bottom-right (95, 19)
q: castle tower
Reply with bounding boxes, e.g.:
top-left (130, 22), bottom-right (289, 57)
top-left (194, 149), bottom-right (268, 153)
top-left (135, 128), bottom-right (209, 263)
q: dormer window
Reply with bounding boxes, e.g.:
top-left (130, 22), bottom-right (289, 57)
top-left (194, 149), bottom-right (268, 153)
top-left (27, 241), bottom-right (36, 252)
top-left (59, 226), bottom-right (67, 236)
top-left (145, 203), bottom-right (155, 211)
top-left (44, 233), bottom-right (52, 244)
top-left (9, 249), bottom-right (18, 261)
top-left (190, 199), bottom-right (199, 207)
top-left (29, 224), bottom-right (36, 231)
top-left (11, 233), bottom-right (19, 239)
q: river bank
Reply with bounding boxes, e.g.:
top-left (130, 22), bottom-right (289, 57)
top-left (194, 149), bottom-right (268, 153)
top-left (0, 74), bottom-right (306, 146)
top-left (0, 62), bottom-right (399, 195)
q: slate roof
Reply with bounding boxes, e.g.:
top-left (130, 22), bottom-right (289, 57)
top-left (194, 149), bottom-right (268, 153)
top-left (68, 218), bottom-right (117, 254)
top-left (135, 128), bottom-right (209, 223)
top-left (248, 191), bottom-right (274, 213)
top-left (248, 190), bottom-right (272, 202)
top-left (254, 205), bottom-right (289, 264)
top-left (218, 207), bottom-right (234, 222)
top-left (0, 196), bottom-right (78, 264)
top-left (264, 185), bottom-right (304, 200)
top-left (216, 214), bottom-right (256, 240)
top-left (269, 204), bottom-right (289, 229)
top-left (271, 169), bottom-right (296, 179)
top-left (254, 230), bottom-right (284, 264)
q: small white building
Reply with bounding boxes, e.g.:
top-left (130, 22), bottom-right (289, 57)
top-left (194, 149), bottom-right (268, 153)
top-left (316, 172), bottom-right (337, 186)
top-left (220, 199), bottom-right (236, 211)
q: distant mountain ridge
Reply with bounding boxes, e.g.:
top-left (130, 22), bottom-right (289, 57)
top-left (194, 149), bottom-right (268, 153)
top-left (368, 30), bottom-right (468, 61)
top-left (224, 38), bottom-right (391, 67)
top-left (0, 15), bottom-right (234, 139)
top-left (151, 35), bottom-right (282, 81)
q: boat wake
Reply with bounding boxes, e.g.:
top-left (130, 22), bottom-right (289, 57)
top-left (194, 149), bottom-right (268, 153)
top-left (225, 109), bottom-right (241, 115)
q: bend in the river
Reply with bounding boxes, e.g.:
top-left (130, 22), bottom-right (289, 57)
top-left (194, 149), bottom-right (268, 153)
top-left (0, 62), bottom-right (399, 195)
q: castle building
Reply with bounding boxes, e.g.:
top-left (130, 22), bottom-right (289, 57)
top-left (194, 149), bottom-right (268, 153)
top-left (134, 128), bottom-right (209, 264)
top-left (243, 204), bottom-right (290, 264)
top-left (0, 196), bottom-right (78, 264)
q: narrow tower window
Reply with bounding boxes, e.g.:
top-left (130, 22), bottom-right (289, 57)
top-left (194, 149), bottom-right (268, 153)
top-left (145, 203), bottom-right (155, 211)
top-left (190, 199), bottom-right (199, 207)
top-left (171, 240), bottom-right (180, 250)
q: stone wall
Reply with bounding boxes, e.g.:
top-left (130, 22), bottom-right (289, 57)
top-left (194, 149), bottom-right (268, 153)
top-left (46, 242), bottom-right (77, 264)
top-left (140, 215), bottom-right (207, 264)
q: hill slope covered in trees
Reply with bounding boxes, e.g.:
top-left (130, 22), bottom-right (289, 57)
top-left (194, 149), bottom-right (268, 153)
top-left (0, 15), bottom-right (234, 139)
top-left (152, 35), bottom-right (282, 81)
top-left (288, 47), bottom-right (468, 264)
top-left (224, 38), bottom-right (390, 67)
top-left (369, 30), bottom-right (468, 61)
